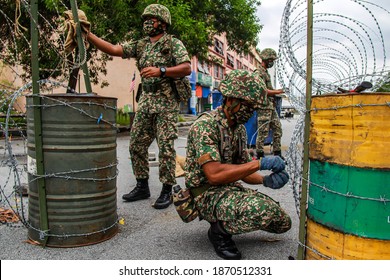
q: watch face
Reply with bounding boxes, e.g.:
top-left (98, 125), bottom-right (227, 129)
top-left (160, 67), bottom-right (166, 77)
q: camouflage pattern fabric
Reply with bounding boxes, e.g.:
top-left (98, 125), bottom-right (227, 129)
top-left (259, 48), bottom-right (278, 60)
top-left (256, 108), bottom-right (283, 154)
top-left (172, 188), bottom-right (199, 223)
top-left (219, 69), bottom-right (268, 109)
top-left (122, 32), bottom-right (190, 185)
top-left (185, 109), bottom-right (291, 235)
top-left (122, 33), bottom-right (190, 113)
top-left (218, 186), bottom-right (291, 235)
top-left (129, 111), bottom-right (178, 185)
top-left (255, 64), bottom-right (274, 110)
top-left (141, 4), bottom-right (171, 25)
top-left (255, 64), bottom-right (283, 153)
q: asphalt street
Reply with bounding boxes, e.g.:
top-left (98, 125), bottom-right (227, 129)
top-left (0, 116), bottom-right (300, 260)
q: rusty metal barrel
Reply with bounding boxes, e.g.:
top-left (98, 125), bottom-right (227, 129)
top-left (26, 94), bottom-right (118, 247)
top-left (306, 93), bottom-right (390, 259)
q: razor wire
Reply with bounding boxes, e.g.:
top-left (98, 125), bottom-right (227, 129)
top-left (277, 0), bottom-right (390, 217)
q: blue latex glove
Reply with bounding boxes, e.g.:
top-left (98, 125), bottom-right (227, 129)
top-left (259, 156), bottom-right (285, 173)
top-left (263, 170), bottom-right (289, 189)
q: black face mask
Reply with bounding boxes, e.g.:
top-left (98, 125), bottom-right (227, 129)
top-left (265, 60), bottom-right (274, 68)
top-left (143, 19), bottom-right (165, 37)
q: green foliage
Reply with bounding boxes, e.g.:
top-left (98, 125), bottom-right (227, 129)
top-left (177, 114), bottom-right (185, 122)
top-left (375, 72), bottom-right (390, 92)
top-left (1, 0), bottom-right (262, 84)
top-left (116, 108), bottom-right (132, 126)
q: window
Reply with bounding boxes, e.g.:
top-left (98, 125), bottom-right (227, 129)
top-left (198, 60), bottom-right (210, 74)
top-left (203, 61), bottom-right (210, 75)
top-left (213, 64), bottom-right (224, 79)
top-left (249, 55), bottom-right (254, 64)
top-left (197, 60), bottom-right (204, 73)
top-left (227, 54), bottom-right (234, 68)
top-left (214, 39), bottom-right (224, 56)
top-left (236, 59), bottom-right (242, 69)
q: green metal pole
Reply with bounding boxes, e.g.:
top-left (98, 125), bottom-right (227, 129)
top-left (297, 0), bottom-right (313, 260)
top-left (70, 0), bottom-right (92, 93)
top-left (31, 0), bottom-right (49, 246)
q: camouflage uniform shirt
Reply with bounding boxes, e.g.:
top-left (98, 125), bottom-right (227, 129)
top-left (255, 64), bottom-right (274, 110)
top-left (185, 108), bottom-right (251, 222)
top-left (122, 33), bottom-right (190, 113)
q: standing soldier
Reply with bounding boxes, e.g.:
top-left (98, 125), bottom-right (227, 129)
top-left (87, 4), bottom-right (191, 209)
top-left (185, 70), bottom-right (291, 260)
top-left (255, 48), bottom-right (285, 159)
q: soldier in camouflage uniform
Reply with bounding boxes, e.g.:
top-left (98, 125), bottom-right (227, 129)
top-left (185, 70), bottom-right (291, 260)
top-left (87, 4), bottom-right (191, 209)
top-left (255, 48), bottom-right (285, 159)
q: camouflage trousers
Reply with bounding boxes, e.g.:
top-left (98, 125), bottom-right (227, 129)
top-left (197, 186), bottom-right (291, 235)
top-left (256, 108), bottom-right (282, 153)
top-left (129, 111), bottom-right (178, 185)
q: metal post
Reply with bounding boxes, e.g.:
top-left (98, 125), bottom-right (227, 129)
top-left (31, 0), bottom-right (49, 246)
top-left (297, 0), bottom-right (313, 260)
top-left (69, 0), bottom-right (92, 93)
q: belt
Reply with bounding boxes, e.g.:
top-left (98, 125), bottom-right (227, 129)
top-left (142, 82), bottom-right (170, 92)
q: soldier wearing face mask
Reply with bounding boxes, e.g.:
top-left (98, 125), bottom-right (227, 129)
top-left (255, 48), bottom-right (285, 160)
top-left (87, 4), bottom-right (191, 209)
top-left (184, 70), bottom-right (291, 260)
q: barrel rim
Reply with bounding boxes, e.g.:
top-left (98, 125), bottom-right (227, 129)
top-left (26, 93), bottom-right (118, 100)
top-left (312, 92), bottom-right (390, 98)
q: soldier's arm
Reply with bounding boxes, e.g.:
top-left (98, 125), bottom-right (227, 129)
top-left (202, 160), bottom-right (263, 185)
top-left (266, 88), bottom-right (284, 96)
top-left (140, 62), bottom-right (191, 78)
top-left (87, 32), bottom-right (124, 57)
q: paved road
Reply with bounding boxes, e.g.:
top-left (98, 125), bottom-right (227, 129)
top-left (0, 117), bottom-right (300, 260)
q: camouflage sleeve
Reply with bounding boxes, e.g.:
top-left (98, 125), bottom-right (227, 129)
top-left (189, 119), bottom-right (221, 167)
top-left (172, 37), bottom-right (190, 65)
top-left (121, 39), bottom-right (138, 59)
top-left (264, 71), bottom-right (273, 90)
top-left (256, 66), bottom-right (273, 90)
top-left (239, 125), bottom-right (251, 163)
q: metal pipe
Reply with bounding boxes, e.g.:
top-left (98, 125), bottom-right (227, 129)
top-left (297, 0), bottom-right (313, 260)
top-left (31, 0), bottom-right (49, 246)
top-left (70, 0), bottom-right (92, 93)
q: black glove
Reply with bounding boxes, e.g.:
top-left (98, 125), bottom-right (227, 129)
top-left (263, 170), bottom-right (289, 189)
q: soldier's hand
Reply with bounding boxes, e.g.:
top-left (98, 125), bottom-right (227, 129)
top-left (140, 66), bottom-right (160, 78)
top-left (263, 170), bottom-right (289, 189)
top-left (259, 156), bottom-right (285, 172)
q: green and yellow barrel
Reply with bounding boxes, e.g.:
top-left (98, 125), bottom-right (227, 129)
top-left (307, 93), bottom-right (390, 259)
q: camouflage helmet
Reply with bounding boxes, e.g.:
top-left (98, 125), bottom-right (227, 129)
top-left (260, 48), bottom-right (278, 60)
top-left (141, 4), bottom-right (171, 26)
top-left (218, 69), bottom-right (267, 109)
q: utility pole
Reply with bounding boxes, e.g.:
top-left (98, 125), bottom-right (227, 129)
top-left (297, 0), bottom-right (313, 260)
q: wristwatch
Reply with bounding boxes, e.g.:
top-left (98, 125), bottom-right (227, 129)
top-left (160, 67), bottom-right (167, 77)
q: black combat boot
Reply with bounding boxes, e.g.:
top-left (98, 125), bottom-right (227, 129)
top-left (153, 183), bottom-right (173, 209)
top-left (122, 179), bottom-right (150, 202)
top-left (208, 221), bottom-right (242, 260)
